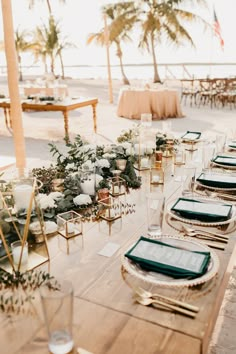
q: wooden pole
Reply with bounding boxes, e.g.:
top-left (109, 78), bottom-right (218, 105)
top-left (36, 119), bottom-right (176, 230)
top-left (103, 13), bottom-right (113, 104)
top-left (1, 0), bottom-right (26, 171)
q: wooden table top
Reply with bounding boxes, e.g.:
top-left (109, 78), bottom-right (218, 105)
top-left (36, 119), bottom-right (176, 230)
top-left (0, 162), bottom-right (236, 354)
top-left (0, 97), bottom-right (98, 111)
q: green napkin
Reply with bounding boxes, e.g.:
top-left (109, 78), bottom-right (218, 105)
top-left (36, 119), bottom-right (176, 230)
top-left (196, 172), bottom-right (236, 189)
top-left (213, 155), bottom-right (236, 166)
top-left (125, 236), bottom-right (211, 279)
top-left (182, 131), bottom-right (201, 141)
top-left (171, 197), bottom-right (232, 222)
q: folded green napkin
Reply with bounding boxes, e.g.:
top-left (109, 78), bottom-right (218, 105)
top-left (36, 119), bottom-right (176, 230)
top-left (213, 155), bottom-right (236, 166)
top-left (196, 172), bottom-right (236, 189)
top-left (171, 197), bottom-right (232, 222)
top-left (182, 131), bottom-right (201, 141)
top-left (125, 236), bottom-right (211, 279)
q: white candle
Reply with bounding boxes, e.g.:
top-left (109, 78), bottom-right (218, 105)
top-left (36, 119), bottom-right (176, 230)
top-left (113, 186), bottom-right (120, 194)
top-left (12, 243), bottom-right (28, 266)
top-left (106, 209), bottom-right (115, 218)
top-left (14, 184), bottom-right (33, 211)
top-left (66, 222), bottom-right (74, 234)
top-left (141, 157), bottom-right (149, 168)
top-left (80, 180), bottom-right (95, 195)
top-left (152, 176), bottom-right (160, 183)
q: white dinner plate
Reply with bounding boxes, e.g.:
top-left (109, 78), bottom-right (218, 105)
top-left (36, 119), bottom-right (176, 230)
top-left (167, 196), bottom-right (236, 227)
top-left (121, 235), bottom-right (219, 288)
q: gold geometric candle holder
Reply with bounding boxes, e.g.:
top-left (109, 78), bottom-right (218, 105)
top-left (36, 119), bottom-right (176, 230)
top-left (57, 211), bottom-right (83, 254)
top-left (98, 196), bottom-right (121, 222)
top-left (108, 176), bottom-right (126, 197)
top-left (150, 167), bottom-right (164, 185)
top-left (0, 176), bottom-right (49, 274)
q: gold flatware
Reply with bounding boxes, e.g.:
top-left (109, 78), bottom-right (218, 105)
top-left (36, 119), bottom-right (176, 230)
top-left (134, 295), bottom-right (197, 318)
top-left (182, 225), bottom-right (229, 241)
top-left (134, 286), bottom-right (199, 313)
top-left (204, 190), bottom-right (236, 201)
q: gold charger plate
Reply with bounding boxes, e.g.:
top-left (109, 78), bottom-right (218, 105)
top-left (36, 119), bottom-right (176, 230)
top-left (121, 235), bottom-right (219, 288)
top-left (167, 196), bottom-right (236, 227)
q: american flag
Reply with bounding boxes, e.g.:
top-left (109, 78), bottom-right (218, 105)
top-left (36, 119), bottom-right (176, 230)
top-left (213, 9), bottom-right (224, 50)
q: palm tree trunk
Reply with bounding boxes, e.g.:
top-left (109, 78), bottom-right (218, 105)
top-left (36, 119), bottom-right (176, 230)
top-left (50, 54), bottom-right (55, 76)
top-left (116, 42), bottom-right (130, 85)
top-left (59, 52), bottom-right (65, 79)
top-left (18, 54), bottom-right (23, 81)
top-left (46, 0), bottom-right (52, 14)
top-left (150, 34), bottom-right (161, 83)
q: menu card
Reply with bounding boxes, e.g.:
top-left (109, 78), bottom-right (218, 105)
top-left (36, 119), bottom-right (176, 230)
top-left (171, 198), bottom-right (232, 222)
top-left (213, 155), bottom-right (236, 166)
top-left (125, 236), bottom-right (211, 279)
top-left (182, 131), bottom-right (201, 141)
top-left (196, 172), bottom-right (236, 188)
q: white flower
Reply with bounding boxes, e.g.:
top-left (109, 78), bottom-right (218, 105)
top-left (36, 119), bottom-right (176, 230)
top-left (103, 145), bottom-right (112, 153)
top-left (73, 194), bottom-right (92, 206)
top-left (96, 158), bottom-right (110, 169)
top-left (80, 144), bottom-right (96, 154)
top-left (66, 163), bottom-right (76, 170)
top-left (102, 153), bottom-right (116, 159)
top-left (146, 147), bottom-right (154, 155)
top-left (121, 142), bottom-right (131, 151)
top-left (36, 193), bottom-right (56, 209)
top-left (49, 192), bottom-right (64, 201)
top-left (81, 160), bottom-right (95, 171)
top-left (95, 174), bottom-right (103, 187)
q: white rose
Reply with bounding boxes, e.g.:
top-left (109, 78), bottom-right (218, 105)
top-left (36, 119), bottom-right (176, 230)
top-left (73, 194), bottom-right (92, 206)
top-left (97, 158), bottom-right (110, 169)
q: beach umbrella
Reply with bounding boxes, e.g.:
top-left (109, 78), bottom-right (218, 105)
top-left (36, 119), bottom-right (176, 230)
top-left (1, 0), bottom-right (26, 172)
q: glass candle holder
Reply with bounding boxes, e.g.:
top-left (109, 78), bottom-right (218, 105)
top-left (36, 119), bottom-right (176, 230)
top-left (116, 159), bottom-right (127, 172)
top-left (109, 176), bottom-right (126, 197)
top-left (98, 196), bottom-right (121, 221)
top-left (155, 150), bottom-right (163, 166)
top-left (150, 168), bottom-right (164, 185)
top-left (57, 211), bottom-right (83, 238)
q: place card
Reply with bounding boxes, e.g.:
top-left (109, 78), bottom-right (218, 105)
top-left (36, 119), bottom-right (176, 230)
top-left (98, 242), bottom-right (121, 257)
top-left (182, 131), bottom-right (201, 141)
top-left (171, 198), bottom-right (232, 222)
top-left (213, 155), bottom-right (236, 166)
top-left (125, 236), bottom-right (210, 278)
top-left (197, 172), bottom-right (236, 188)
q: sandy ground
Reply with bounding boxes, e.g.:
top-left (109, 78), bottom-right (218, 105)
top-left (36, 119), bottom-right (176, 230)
top-left (0, 76), bottom-right (236, 353)
top-left (0, 77), bottom-right (235, 168)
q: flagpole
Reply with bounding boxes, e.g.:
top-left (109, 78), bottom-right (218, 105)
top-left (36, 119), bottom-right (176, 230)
top-left (1, 0), bottom-right (26, 172)
top-left (103, 13), bottom-right (113, 104)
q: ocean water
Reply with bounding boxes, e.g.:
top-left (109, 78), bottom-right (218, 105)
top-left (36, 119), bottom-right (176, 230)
top-left (1, 63), bottom-right (235, 80)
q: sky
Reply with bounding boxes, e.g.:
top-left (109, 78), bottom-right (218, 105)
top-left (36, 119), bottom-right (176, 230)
top-left (0, 0), bottom-right (235, 68)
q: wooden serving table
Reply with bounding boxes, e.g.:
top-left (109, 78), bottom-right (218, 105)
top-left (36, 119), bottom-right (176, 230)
top-left (0, 97), bottom-right (98, 142)
top-left (0, 166), bottom-right (236, 354)
top-left (117, 88), bottom-right (184, 120)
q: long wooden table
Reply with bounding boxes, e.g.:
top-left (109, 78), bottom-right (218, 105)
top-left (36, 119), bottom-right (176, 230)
top-left (0, 165), bottom-right (236, 354)
top-left (0, 97), bottom-right (98, 142)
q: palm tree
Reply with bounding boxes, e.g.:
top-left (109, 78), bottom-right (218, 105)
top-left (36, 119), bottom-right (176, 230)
top-left (14, 28), bottom-right (34, 81)
top-left (87, 1), bottom-right (138, 85)
top-left (138, 0), bottom-right (208, 82)
top-left (32, 16), bottom-right (75, 78)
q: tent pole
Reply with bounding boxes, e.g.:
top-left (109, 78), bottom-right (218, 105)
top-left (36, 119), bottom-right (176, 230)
top-left (1, 0), bottom-right (26, 173)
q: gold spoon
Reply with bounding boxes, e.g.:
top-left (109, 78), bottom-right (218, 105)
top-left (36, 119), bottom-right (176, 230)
top-left (134, 295), bottom-right (197, 318)
top-left (134, 286), bottom-right (199, 313)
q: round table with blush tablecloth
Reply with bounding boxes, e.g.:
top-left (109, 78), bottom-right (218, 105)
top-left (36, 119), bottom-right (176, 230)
top-left (117, 88), bottom-right (184, 120)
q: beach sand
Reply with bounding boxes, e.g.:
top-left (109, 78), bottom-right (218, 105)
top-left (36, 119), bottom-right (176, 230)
top-left (0, 76), bottom-right (236, 353)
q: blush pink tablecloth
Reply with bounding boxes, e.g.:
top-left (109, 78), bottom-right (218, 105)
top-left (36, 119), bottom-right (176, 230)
top-left (117, 88), bottom-right (184, 120)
